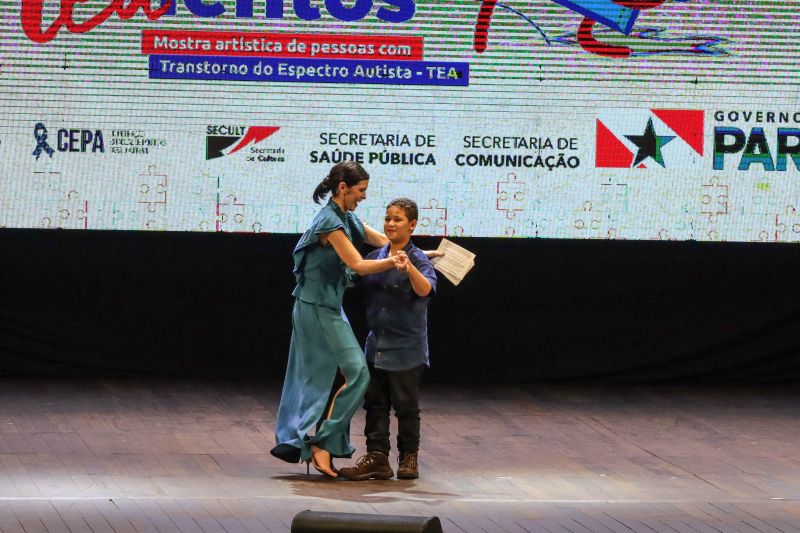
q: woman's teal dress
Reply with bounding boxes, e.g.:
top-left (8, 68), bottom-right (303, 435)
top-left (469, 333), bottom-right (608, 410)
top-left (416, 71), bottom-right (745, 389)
top-left (271, 200), bottom-right (370, 463)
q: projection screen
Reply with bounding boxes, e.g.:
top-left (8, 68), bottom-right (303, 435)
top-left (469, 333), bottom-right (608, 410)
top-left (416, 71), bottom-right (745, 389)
top-left (1, 0), bottom-right (797, 241)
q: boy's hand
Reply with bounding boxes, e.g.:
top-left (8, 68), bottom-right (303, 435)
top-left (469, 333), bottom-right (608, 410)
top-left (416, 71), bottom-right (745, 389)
top-left (423, 250), bottom-right (445, 259)
top-left (395, 251), bottom-right (410, 272)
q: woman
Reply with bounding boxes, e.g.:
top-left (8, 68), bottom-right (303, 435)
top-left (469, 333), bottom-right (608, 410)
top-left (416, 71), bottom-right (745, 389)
top-left (270, 161), bottom-right (404, 478)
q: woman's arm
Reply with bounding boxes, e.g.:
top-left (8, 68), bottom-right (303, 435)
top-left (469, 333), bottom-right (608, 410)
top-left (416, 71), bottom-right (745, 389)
top-left (362, 222), bottom-right (389, 247)
top-left (325, 229), bottom-right (396, 275)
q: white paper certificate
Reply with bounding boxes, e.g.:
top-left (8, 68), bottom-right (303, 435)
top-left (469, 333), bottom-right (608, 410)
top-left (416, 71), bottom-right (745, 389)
top-left (430, 239), bottom-right (476, 286)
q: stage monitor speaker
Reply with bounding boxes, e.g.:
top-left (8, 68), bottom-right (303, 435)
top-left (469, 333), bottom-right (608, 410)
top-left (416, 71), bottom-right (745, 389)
top-left (291, 510), bottom-right (443, 533)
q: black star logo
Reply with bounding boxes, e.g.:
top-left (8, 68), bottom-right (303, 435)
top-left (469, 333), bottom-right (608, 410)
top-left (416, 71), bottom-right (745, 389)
top-left (625, 118), bottom-right (675, 168)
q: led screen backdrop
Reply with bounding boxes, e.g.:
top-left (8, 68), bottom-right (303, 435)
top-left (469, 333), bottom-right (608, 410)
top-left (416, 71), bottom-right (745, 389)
top-left (0, 0), bottom-right (798, 241)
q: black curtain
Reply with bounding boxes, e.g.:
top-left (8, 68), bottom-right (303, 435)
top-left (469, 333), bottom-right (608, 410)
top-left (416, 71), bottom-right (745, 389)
top-left (2, 228), bottom-right (799, 383)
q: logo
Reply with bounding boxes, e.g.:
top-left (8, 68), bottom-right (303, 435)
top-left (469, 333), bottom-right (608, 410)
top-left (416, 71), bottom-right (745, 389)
top-left (21, 0), bottom-right (415, 44)
top-left (33, 123), bottom-right (105, 159)
top-left (595, 109), bottom-right (703, 168)
top-left (205, 125), bottom-right (284, 162)
top-left (110, 129), bottom-right (168, 155)
top-left (473, 0), bottom-right (723, 58)
top-left (712, 111), bottom-right (800, 172)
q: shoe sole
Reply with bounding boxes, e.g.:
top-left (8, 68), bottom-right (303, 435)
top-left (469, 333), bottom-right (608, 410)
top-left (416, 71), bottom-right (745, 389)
top-left (340, 471), bottom-right (394, 481)
top-left (312, 467), bottom-right (338, 478)
top-left (396, 473), bottom-right (419, 479)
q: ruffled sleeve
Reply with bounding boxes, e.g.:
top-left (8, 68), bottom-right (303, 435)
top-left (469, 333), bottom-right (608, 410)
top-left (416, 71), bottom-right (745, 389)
top-left (291, 205), bottom-right (346, 287)
top-left (347, 213), bottom-right (366, 249)
top-left (294, 207), bottom-right (344, 256)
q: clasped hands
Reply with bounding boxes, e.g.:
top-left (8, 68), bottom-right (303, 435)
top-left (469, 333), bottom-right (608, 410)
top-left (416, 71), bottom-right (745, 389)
top-left (388, 249), bottom-right (444, 273)
top-left (389, 251), bottom-right (410, 272)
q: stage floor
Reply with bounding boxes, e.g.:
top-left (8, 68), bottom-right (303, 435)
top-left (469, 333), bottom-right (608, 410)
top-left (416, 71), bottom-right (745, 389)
top-left (1, 379), bottom-right (799, 532)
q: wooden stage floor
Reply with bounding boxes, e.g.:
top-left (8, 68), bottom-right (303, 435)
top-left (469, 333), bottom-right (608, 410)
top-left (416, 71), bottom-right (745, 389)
top-left (1, 379), bottom-right (799, 532)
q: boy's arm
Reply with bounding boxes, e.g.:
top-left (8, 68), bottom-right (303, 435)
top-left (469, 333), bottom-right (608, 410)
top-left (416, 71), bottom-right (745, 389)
top-left (398, 251), bottom-right (436, 297)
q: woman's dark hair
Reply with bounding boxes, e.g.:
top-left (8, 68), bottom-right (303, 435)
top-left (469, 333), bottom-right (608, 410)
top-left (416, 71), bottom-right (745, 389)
top-left (387, 197), bottom-right (418, 222)
top-left (313, 161), bottom-right (370, 204)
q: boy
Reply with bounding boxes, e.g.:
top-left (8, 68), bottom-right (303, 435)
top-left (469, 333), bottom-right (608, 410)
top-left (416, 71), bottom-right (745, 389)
top-left (339, 198), bottom-right (437, 480)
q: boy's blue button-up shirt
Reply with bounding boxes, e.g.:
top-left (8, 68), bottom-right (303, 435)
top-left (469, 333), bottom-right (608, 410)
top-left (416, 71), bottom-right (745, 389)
top-left (361, 242), bottom-right (437, 371)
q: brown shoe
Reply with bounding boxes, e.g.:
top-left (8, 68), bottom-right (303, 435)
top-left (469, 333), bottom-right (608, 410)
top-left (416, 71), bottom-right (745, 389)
top-left (338, 452), bottom-right (394, 481)
top-left (397, 452), bottom-right (419, 479)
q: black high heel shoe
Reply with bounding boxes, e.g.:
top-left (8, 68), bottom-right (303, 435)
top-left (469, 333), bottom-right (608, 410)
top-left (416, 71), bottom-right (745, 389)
top-left (304, 458), bottom-right (338, 475)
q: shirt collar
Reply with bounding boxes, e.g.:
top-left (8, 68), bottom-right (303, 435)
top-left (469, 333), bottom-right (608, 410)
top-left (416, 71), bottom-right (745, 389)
top-left (328, 198), bottom-right (348, 219)
top-left (382, 241), bottom-right (414, 257)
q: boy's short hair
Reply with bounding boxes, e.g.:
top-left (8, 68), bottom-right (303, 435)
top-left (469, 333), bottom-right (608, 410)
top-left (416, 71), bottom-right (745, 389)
top-left (387, 198), bottom-right (418, 222)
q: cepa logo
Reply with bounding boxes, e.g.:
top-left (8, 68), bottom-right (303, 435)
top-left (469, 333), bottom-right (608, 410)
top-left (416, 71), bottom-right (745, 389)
top-left (595, 109), bottom-right (703, 168)
top-left (205, 125), bottom-right (280, 160)
top-left (33, 123), bottom-right (105, 159)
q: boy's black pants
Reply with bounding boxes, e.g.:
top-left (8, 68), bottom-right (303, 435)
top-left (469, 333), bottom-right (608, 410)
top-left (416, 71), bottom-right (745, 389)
top-left (364, 363), bottom-right (426, 455)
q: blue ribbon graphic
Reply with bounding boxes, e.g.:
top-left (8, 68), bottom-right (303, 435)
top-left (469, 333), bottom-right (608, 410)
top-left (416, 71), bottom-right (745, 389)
top-left (33, 123), bottom-right (54, 160)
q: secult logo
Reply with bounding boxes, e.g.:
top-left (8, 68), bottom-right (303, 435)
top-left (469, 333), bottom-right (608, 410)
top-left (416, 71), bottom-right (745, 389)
top-left (206, 125), bottom-right (282, 161)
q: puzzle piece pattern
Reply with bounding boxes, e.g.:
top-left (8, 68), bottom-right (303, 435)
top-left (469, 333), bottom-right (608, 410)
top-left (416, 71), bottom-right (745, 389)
top-left (444, 174), bottom-right (478, 236)
top-left (496, 173), bottom-right (526, 220)
top-left (39, 190), bottom-right (88, 230)
top-left (29, 171), bottom-right (89, 229)
top-left (417, 199), bottom-right (447, 237)
top-left (573, 200), bottom-right (618, 239)
top-left (701, 176), bottom-right (729, 222)
top-left (138, 165), bottom-right (168, 231)
top-left (774, 205), bottom-right (800, 243)
top-left (217, 192), bottom-right (247, 233)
